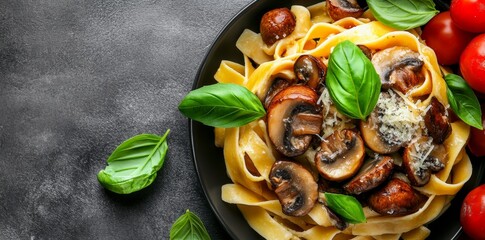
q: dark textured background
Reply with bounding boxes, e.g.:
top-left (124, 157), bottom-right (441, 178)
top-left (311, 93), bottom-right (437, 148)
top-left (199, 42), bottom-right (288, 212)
top-left (0, 0), bottom-right (252, 239)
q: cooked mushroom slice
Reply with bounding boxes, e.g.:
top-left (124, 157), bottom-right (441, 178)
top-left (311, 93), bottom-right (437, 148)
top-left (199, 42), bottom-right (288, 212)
top-left (360, 111), bottom-right (402, 154)
top-left (343, 155), bottom-right (394, 195)
top-left (358, 44), bottom-right (373, 60)
top-left (260, 8), bottom-right (296, 45)
top-left (327, 0), bottom-right (364, 21)
top-left (267, 85), bottom-right (323, 157)
top-left (270, 160), bottom-right (318, 217)
top-left (424, 97), bottom-right (451, 144)
top-left (360, 91), bottom-right (418, 154)
top-left (315, 129), bottom-right (365, 181)
top-left (324, 205), bottom-right (348, 230)
top-left (294, 55), bottom-right (327, 93)
top-left (402, 136), bottom-right (447, 186)
top-left (263, 78), bottom-right (291, 109)
top-left (367, 178), bottom-right (428, 216)
top-left (372, 46), bottom-right (425, 93)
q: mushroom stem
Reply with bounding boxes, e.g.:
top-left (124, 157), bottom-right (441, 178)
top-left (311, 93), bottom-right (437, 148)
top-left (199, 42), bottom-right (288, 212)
top-left (291, 112), bottom-right (323, 136)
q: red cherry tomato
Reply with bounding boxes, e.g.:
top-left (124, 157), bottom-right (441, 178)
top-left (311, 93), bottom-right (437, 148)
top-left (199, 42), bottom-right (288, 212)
top-left (450, 0), bottom-right (485, 33)
top-left (460, 184), bottom-right (485, 240)
top-left (468, 103), bottom-right (485, 156)
top-left (460, 34), bottom-right (485, 94)
top-left (421, 11), bottom-right (476, 65)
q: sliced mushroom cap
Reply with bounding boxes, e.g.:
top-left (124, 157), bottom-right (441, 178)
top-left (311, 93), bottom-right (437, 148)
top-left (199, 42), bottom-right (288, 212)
top-left (367, 178), bottom-right (428, 216)
top-left (263, 78), bottom-right (291, 109)
top-left (267, 85), bottom-right (323, 157)
top-left (360, 111), bottom-right (402, 154)
top-left (270, 160), bottom-right (318, 216)
top-left (260, 8), bottom-right (296, 46)
top-left (343, 155), bottom-right (394, 195)
top-left (424, 97), bottom-right (451, 144)
top-left (327, 0), bottom-right (364, 21)
top-left (314, 129), bottom-right (365, 181)
top-left (403, 136), bottom-right (447, 186)
top-left (360, 91), bottom-right (418, 154)
top-left (294, 55), bottom-right (327, 94)
top-left (372, 46), bottom-right (425, 93)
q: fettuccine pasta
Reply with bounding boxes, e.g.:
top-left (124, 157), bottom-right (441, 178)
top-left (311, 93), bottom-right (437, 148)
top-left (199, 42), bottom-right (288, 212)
top-left (213, 2), bottom-right (471, 239)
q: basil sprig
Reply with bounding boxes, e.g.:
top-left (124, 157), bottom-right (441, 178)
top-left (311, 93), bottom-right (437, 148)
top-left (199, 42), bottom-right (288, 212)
top-left (178, 83), bottom-right (266, 128)
top-left (367, 0), bottom-right (438, 30)
top-left (324, 192), bottom-right (366, 224)
top-left (170, 210), bottom-right (211, 240)
top-left (445, 74), bottom-right (483, 130)
top-left (326, 40), bottom-right (381, 120)
top-left (97, 130), bottom-right (170, 194)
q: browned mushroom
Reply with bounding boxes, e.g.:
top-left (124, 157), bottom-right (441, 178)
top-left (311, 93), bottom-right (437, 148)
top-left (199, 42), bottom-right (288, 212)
top-left (294, 55), bottom-right (327, 94)
top-left (360, 111), bottom-right (402, 154)
top-left (260, 8), bottom-right (296, 46)
top-left (343, 155), bottom-right (394, 195)
top-left (358, 44), bottom-right (373, 60)
top-left (267, 85), bottom-right (323, 157)
top-left (314, 129), bottom-right (365, 181)
top-left (263, 78), bottom-right (291, 109)
top-left (402, 136), bottom-right (447, 186)
top-left (270, 160), bottom-right (318, 216)
top-left (324, 205), bottom-right (348, 230)
top-left (360, 91), bottom-right (418, 154)
top-left (360, 111), bottom-right (400, 154)
top-left (371, 46), bottom-right (425, 93)
top-left (424, 97), bottom-right (451, 144)
top-left (367, 178), bottom-right (428, 216)
top-left (327, 0), bottom-right (364, 21)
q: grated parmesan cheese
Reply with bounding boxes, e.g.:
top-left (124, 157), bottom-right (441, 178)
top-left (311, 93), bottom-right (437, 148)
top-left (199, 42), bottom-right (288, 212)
top-left (318, 88), bottom-right (355, 139)
top-left (409, 138), bottom-right (435, 171)
top-left (374, 90), bottom-right (423, 146)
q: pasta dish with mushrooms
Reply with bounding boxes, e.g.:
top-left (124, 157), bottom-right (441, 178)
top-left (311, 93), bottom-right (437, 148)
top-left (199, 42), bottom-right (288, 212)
top-left (212, 2), bottom-right (472, 239)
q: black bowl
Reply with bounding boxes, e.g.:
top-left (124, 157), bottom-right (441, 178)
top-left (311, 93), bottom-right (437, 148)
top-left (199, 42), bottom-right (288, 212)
top-left (190, 1), bottom-right (484, 239)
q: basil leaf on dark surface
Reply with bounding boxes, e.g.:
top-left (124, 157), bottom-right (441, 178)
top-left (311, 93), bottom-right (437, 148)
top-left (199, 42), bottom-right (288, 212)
top-left (97, 130), bottom-right (170, 194)
top-left (367, 0), bottom-right (438, 30)
top-left (170, 210), bottom-right (211, 240)
top-left (326, 40), bottom-right (381, 120)
top-left (445, 74), bottom-right (483, 130)
top-left (178, 83), bottom-right (266, 128)
top-left (324, 192), bottom-right (366, 224)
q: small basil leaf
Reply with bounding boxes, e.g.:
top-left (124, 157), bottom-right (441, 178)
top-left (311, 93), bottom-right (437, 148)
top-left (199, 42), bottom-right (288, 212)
top-left (170, 210), bottom-right (211, 240)
top-left (367, 0), bottom-right (438, 30)
top-left (326, 40), bottom-right (381, 120)
top-left (97, 130), bottom-right (170, 194)
top-left (324, 192), bottom-right (366, 224)
top-left (178, 83), bottom-right (266, 128)
top-left (445, 74), bottom-right (483, 130)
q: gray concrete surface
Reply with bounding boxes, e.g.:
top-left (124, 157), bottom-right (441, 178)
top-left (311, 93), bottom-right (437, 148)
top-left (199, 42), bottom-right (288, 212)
top-left (0, 0), bottom-right (253, 239)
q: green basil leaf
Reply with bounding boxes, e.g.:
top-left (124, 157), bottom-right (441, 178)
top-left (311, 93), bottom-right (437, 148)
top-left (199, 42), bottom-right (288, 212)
top-left (324, 192), bottom-right (366, 224)
top-left (178, 83), bottom-right (266, 128)
top-left (326, 40), bottom-right (381, 120)
top-left (170, 210), bottom-right (211, 240)
top-left (97, 130), bottom-right (170, 194)
top-left (445, 74), bottom-right (483, 130)
top-left (367, 0), bottom-right (438, 30)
